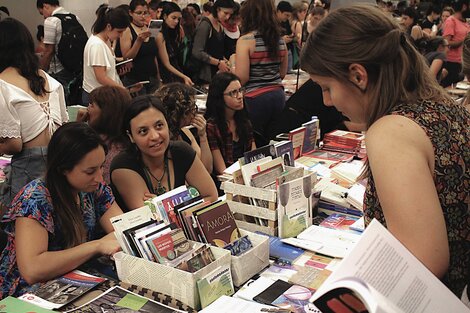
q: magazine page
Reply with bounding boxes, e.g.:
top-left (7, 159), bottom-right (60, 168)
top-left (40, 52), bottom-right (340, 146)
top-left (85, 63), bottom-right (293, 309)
top-left (68, 286), bottom-right (185, 313)
top-left (310, 219), bottom-right (469, 313)
top-left (199, 295), bottom-right (276, 313)
top-left (19, 270), bottom-right (106, 310)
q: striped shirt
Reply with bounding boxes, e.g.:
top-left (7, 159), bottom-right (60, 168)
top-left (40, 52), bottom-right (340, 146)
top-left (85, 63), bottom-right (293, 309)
top-left (245, 31), bottom-right (287, 97)
top-left (43, 7), bottom-right (69, 74)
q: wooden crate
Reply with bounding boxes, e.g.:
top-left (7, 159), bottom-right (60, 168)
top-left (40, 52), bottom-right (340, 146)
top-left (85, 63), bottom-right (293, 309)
top-left (221, 180), bottom-right (278, 236)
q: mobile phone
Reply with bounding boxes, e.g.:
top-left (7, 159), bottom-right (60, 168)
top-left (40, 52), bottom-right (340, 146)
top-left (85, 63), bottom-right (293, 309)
top-left (125, 80), bottom-right (150, 89)
top-left (148, 19), bottom-right (163, 37)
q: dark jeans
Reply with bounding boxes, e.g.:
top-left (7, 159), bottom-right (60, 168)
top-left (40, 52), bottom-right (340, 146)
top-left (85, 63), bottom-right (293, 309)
top-left (244, 88), bottom-right (286, 144)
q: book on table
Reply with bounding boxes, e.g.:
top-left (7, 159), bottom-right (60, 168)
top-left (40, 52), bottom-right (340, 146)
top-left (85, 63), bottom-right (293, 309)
top-left (19, 270), bottom-right (106, 310)
top-left (288, 126), bottom-right (306, 160)
top-left (0, 296), bottom-right (55, 313)
top-left (243, 143), bottom-right (277, 164)
top-left (277, 172), bottom-right (317, 238)
top-left (197, 264), bottom-right (235, 308)
top-left (274, 140), bottom-right (295, 167)
top-left (301, 117), bottom-right (320, 155)
top-left (69, 285), bottom-right (186, 312)
top-left (309, 219), bottom-right (469, 313)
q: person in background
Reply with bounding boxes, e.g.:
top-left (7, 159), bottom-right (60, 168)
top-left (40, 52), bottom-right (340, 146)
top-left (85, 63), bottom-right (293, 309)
top-left (236, 0), bottom-right (288, 146)
top-left (205, 72), bottom-right (255, 175)
top-left (441, 0), bottom-right (470, 87)
top-left (400, 6), bottom-right (425, 43)
top-left (78, 86), bottom-right (132, 184)
top-left (35, 25), bottom-right (46, 57)
top-left (306, 5), bottom-right (326, 35)
top-left (120, 0), bottom-right (160, 95)
top-left (148, 0), bottom-right (161, 19)
top-left (155, 83), bottom-right (212, 172)
top-left (0, 18), bottom-right (68, 212)
top-left (0, 122), bottom-right (123, 298)
top-left (36, 0), bottom-right (83, 105)
top-left (110, 95), bottom-right (218, 211)
top-left (421, 36), bottom-right (449, 83)
top-left (222, 1), bottom-right (240, 60)
top-left (202, 2), bottom-right (214, 18)
top-left (459, 33), bottom-right (470, 112)
top-left (186, 3), bottom-right (201, 21)
top-left (276, 1), bottom-right (294, 73)
top-left (190, 0), bottom-right (235, 84)
top-left (82, 5), bottom-right (131, 104)
top-left (301, 4), bottom-right (469, 299)
top-left (420, 4), bottom-right (441, 37)
top-left (439, 6), bottom-right (454, 35)
top-left (156, 2), bottom-right (193, 85)
top-left (291, 1), bottom-right (308, 50)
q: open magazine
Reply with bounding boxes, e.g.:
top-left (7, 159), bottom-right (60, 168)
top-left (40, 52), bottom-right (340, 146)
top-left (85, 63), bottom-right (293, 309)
top-left (19, 270), bottom-right (106, 310)
top-left (68, 285), bottom-right (185, 312)
top-left (309, 219), bottom-right (469, 313)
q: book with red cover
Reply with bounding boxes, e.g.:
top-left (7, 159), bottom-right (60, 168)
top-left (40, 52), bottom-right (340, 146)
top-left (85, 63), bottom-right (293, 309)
top-left (323, 130), bottom-right (365, 146)
top-left (288, 127), bottom-right (306, 160)
top-left (195, 201), bottom-right (241, 247)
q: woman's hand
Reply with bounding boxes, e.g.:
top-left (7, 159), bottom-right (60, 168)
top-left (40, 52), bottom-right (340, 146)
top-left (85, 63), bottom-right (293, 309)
top-left (218, 59), bottom-right (231, 73)
top-left (96, 233), bottom-right (121, 257)
top-left (183, 75), bottom-right (194, 86)
top-left (76, 108), bottom-right (89, 122)
top-left (137, 30), bottom-right (152, 42)
top-left (143, 192), bottom-right (157, 201)
top-left (191, 114), bottom-right (207, 138)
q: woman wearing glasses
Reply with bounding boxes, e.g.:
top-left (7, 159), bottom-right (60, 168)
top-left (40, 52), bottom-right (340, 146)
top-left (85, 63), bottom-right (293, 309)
top-left (205, 72), bottom-right (255, 175)
top-left (120, 0), bottom-right (160, 94)
top-left (155, 83), bottom-right (212, 172)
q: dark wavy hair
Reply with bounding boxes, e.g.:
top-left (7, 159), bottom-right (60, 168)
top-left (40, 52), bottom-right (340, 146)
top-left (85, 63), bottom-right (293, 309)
top-left (93, 5), bottom-right (130, 33)
top-left (46, 122), bottom-right (106, 248)
top-left (89, 86), bottom-right (132, 145)
top-left (0, 18), bottom-right (47, 96)
top-left (240, 0), bottom-right (281, 57)
top-left (155, 83), bottom-right (196, 140)
top-left (204, 72), bottom-right (252, 149)
top-left (129, 0), bottom-right (147, 11)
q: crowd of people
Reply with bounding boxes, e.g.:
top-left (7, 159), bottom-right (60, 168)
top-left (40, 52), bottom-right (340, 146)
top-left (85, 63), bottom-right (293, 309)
top-left (0, 0), bottom-right (468, 308)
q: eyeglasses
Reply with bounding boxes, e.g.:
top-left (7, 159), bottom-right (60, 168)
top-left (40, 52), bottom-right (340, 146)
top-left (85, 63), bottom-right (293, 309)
top-left (223, 88), bottom-right (245, 98)
top-left (133, 11), bottom-right (149, 16)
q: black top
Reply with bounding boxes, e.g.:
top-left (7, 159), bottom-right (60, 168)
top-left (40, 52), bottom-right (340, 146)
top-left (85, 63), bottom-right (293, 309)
top-left (159, 32), bottom-right (186, 83)
top-left (110, 141), bottom-right (196, 211)
top-left (204, 18), bottom-right (225, 78)
top-left (127, 25), bottom-right (159, 81)
top-left (265, 79), bottom-right (347, 141)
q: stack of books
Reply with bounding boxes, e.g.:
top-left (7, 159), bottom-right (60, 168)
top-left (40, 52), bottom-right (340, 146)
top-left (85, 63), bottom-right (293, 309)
top-left (322, 130), bottom-right (366, 158)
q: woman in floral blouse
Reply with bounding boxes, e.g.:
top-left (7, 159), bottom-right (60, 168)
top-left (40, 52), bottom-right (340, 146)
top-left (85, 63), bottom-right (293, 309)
top-left (0, 123), bottom-right (123, 298)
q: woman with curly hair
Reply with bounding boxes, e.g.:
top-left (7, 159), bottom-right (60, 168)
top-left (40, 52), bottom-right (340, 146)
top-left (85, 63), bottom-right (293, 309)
top-left (235, 0), bottom-right (288, 143)
top-left (204, 72), bottom-right (255, 175)
top-left (155, 83), bottom-right (212, 172)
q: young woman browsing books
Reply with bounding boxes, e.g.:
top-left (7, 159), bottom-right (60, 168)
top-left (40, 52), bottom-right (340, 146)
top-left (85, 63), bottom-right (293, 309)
top-left (110, 95), bottom-right (218, 211)
top-left (204, 72), bottom-right (256, 175)
top-left (0, 122), bottom-right (123, 298)
top-left (301, 4), bottom-right (470, 299)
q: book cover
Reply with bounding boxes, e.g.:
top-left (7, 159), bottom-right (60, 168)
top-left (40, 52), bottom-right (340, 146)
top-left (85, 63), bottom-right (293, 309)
top-left (301, 118), bottom-right (320, 155)
top-left (195, 201), bottom-right (241, 247)
top-left (122, 220), bottom-right (161, 256)
top-left (19, 270), bottom-right (106, 310)
top-left (137, 223), bottom-right (173, 261)
top-left (146, 228), bottom-right (192, 265)
top-left (197, 265), bottom-right (235, 308)
top-left (69, 285), bottom-right (185, 312)
top-left (250, 163), bottom-right (284, 190)
top-left (319, 213), bottom-right (361, 235)
top-left (277, 173), bottom-right (316, 238)
top-left (256, 156), bottom-right (284, 173)
top-left (271, 284), bottom-right (314, 313)
top-left (223, 235), bottom-right (253, 256)
top-left (256, 232), bottom-right (305, 263)
top-left (144, 185), bottom-right (192, 224)
top-left (0, 296), bottom-right (54, 313)
top-left (182, 201), bottom-right (218, 242)
top-left (274, 141), bottom-right (295, 167)
top-left (173, 196), bottom-right (203, 229)
top-left (324, 130), bottom-right (365, 146)
top-left (243, 144), bottom-right (277, 164)
top-left (176, 245), bottom-right (216, 273)
top-left (288, 127), bottom-right (306, 160)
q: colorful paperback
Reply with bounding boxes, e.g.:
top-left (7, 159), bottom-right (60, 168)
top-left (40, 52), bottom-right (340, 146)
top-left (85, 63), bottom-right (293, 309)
top-left (195, 201), bottom-right (241, 247)
top-left (223, 235), bottom-right (253, 256)
top-left (319, 213), bottom-right (360, 234)
top-left (197, 265), bottom-right (235, 308)
top-left (256, 232), bottom-right (305, 263)
top-left (243, 144), bottom-right (277, 164)
top-left (274, 141), bottom-right (295, 166)
top-left (69, 285), bottom-right (185, 312)
top-left (146, 228), bottom-right (192, 265)
top-left (19, 270), bottom-right (106, 310)
top-left (0, 296), bottom-right (54, 313)
top-left (176, 245), bottom-right (216, 273)
top-left (288, 127), bottom-right (306, 160)
top-left (301, 118), bottom-right (319, 155)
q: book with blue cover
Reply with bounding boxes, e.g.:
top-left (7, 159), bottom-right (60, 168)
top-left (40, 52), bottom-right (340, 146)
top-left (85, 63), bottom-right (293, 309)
top-left (256, 232), bottom-right (305, 263)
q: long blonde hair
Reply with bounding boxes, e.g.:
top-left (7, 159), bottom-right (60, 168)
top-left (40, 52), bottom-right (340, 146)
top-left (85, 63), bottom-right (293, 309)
top-left (300, 4), bottom-right (452, 128)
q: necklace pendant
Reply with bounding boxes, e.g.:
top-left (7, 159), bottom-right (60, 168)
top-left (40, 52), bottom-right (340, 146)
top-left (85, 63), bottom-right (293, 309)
top-left (156, 185), bottom-right (166, 196)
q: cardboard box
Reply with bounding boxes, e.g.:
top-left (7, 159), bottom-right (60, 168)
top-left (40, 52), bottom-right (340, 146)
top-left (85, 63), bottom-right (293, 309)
top-left (114, 243), bottom-right (231, 310)
top-left (231, 230), bottom-right (270, 287)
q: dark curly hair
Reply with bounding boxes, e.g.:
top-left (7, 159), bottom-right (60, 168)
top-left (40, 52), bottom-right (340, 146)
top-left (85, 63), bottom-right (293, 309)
top-left (155, 82), bottom-right (196, 140)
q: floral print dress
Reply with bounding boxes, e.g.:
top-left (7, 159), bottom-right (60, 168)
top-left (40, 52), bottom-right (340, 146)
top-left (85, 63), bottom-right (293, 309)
top-left (364, 99), bottom-right (470, 297)
top-left (0, 179), bottom-right (114, 298)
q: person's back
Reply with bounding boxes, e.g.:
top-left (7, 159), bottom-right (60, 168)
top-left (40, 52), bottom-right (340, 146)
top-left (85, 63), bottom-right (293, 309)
top-left (0, 18), bottom-right (68, 210)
